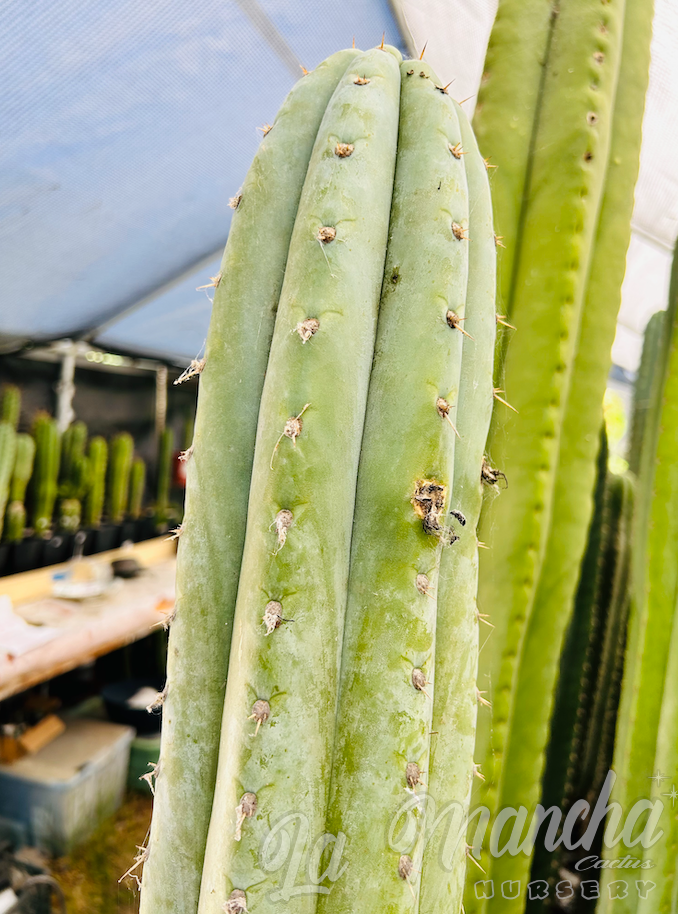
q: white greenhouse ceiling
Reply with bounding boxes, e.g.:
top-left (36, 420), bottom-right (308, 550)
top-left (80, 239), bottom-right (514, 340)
top-left (1, 0), bottom-right (676, 373)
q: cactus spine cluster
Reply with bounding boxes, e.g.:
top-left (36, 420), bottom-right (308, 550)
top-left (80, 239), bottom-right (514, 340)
top-left (106, 432), bottom-right (133, 524)
top-left (5, 433), bottom-right (35, 542)
top-left (30, 413), bottom-right (60, 536)
top-left (128, 457), bottom-right (146, 520)
top-left (467, 0), bottom-right (653, 907)
top-left (141, 46), bottom-right (496, 914)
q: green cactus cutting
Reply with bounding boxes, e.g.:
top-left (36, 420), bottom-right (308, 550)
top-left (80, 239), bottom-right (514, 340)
top-left (57, 421), bottom-right (90, 532)
top-left (1, 385), bottom-right (21, 430)
top-left (467, 0), bottom-right (653, 907)
top-left (106, 432), bottom-right (133, 524)
top-left (30, 413), bottom-right (60, 536)
top-left (83, 436), bottom-right (107, 529)
top-left (5, 433), bottom-right (36, 542)
top-left (597, 243), bottom-right (678, 914)
top-left (142, 45), bottom-right (496, 914)
top-left (155, 426), bottom-right (173, 526)
top-left (128, 457), bottom-right (146, 520)
top-left (0, 422), bottom-right (17, 541)
top-left (140, 47), bottom-right (360, 913)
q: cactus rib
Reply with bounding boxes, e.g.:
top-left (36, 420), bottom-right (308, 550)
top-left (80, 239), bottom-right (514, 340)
top-left (197, 47), bottom-right (402, 914)
top-left (140, 48), bottom-right (360, 914)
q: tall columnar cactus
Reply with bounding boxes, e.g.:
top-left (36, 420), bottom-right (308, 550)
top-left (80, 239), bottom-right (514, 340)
top-left (142, 46), bottom-right (496, 914)
top-left (0, 422), bottom-right (17, 541)
top-left (155, 426), bottom-right (173, 525)
top-left (529, 432), bottom-right (634, 907)
top-left (57, 421), bottom-right (90, 532)
top-left (467, 0), bottom-right (653, 908)
top-left (106, 432), bottom-right (133, 524)
top-left (128, 457), bottom-right (146, 520)
top-left (1, 385), bottom-right (21, 430)
top-left (83, 436), bottom-right (107, 528)
top-left (139, 48), bottom-right (360, 913)
top-left (597, 245), bottom-right (678, 914)
top-left (30, 413), bottom-right (60, 536)
top-left (5, 433), bottom-right (35, 542)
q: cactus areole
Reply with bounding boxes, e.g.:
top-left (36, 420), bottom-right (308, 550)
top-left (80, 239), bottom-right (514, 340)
top-left (140, 46), bottom-right (496, 914)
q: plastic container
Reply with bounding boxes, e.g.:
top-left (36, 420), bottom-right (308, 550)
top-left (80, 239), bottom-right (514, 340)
top-left (0, 718), bottom-right (134, 854)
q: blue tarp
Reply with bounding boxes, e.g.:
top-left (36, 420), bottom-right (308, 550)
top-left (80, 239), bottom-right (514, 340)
top-left (1, 0), bottom-right (407, 362)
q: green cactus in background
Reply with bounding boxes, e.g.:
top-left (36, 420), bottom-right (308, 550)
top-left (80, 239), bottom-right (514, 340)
top-left (467, 0), bottom-right (653, 908)
top-left (106, 432), bottom-right (133, 524)
top-left (0, 423), bottom-right (17, 541)
top-left (83, 436), bottom-right (107, 528)
top-left (57, 420), bottom-right (90, 532)
top-left (528, 431), bottom-right (634, 907)
top-left (141, 47), bottom-right (496, 914)
top-left (5, 433), bottom-right (36, 542)
top-left (1, 385), bottom-right (21, 430)
top-left (128, 457), bottom-right (146, 520)
top-left (155, 426), bottom-right (173, 526)
top-left (30, 413), bottom-right (60, 536)
top-left (597, 244), bottom-right (678, 913)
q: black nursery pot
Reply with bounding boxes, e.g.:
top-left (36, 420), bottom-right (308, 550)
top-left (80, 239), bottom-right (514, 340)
top-left (93, 524), bottom-right (121, 554)
top-left (120, 521), bottom-right (136, 545)
top-left (41, 533), bottom-right (75, 568)
top-left (134, 516), bottom-right (158, 542)
top-left (0, 543), bottom-right (10, 577)
top-left (11, 537), bottom-right (44, 574)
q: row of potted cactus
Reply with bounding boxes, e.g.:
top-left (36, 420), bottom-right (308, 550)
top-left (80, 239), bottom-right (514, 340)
top-left (0, 385), bottom-right (179, 575)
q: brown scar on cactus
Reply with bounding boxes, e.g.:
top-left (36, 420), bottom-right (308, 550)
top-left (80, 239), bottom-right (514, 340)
top-left (270, 403), bottom-right (310, 468)
top-left (586, 111), bottom-right (599, 125)
top-left (412, 667), bottom-right (432, 699)
top-left (446, 309), bottom-right (475, 340)
top-left (398, 854), bottom-right (417, 900)
top-left (412, 479), bottom-right (446, 537)
top-left (248, 698), bottom-right (270, 736)
top-left (354, 75), bottom-right (370, 86)
top-left (493, 388), bottom-right (518, 412)
top-left (293, 317), bottom-right (319, 343)
top-left (174, 358), bottom-right (206, 385)
top-left (234, 792), bottom-right (258, 841)
top-left (335, 142), bottom-right (355, 158)
top-left (481, 455), bottom-right (507, 489)
top-left (272, 508), bottom-right (293, 552)
top-left (229, 190), bottom-right (243, 210)
top-left (436, 397), bottom-right (461, 439)
top-left (223, 889), bottom-right (248, 914)
top-left (451, 222), bottom-right (468, 240)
